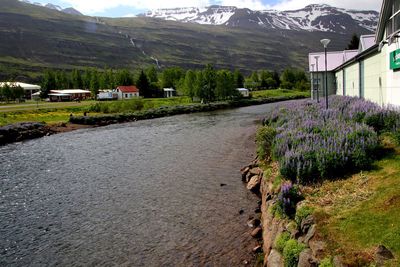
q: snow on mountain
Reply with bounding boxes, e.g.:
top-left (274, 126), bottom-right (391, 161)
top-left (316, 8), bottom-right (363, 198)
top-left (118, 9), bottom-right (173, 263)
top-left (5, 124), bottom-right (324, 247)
top-left (45, 3), bottom-right (62, 11)
top-left (139, 4), bottom-right (379, 34)
top-left (19, 0), bottom-right (83, 16)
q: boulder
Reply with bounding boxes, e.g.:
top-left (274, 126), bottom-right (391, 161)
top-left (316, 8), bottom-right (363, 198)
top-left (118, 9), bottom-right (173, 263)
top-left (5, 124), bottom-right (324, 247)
top-left (297, 249), bottom-right (317, 267)
top-left (251, 227), bottom-right (262, 238)
top-left (301, 215), bottom-right (315, 234)
top-left (247, 175), bottom-right (261, 191)
top-left (303, 224), bottom-right (316, 245)
top-left (249, 167), bottom-right (263, 176)
top-left (253, 245), bottom-right (263, 253)
top-left (375, 245), bottom-right (394, 264)
top-left (241, 166), bottom-right (250, 181)
top-left (309, 240), bottom-right (327, 259)
top-left (267, 249), bottom-right (284, 267)
top-left (247, 218), bottom-right (261, 228)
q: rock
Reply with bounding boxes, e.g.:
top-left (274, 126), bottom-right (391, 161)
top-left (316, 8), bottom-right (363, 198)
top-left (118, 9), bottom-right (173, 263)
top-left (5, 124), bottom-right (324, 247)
top-left (309, 240), bottom-right (327, 259)
top-left (303, 224), bottom-right (316, 245)
top-left (375, 245), bottom-right (394, 263)
top-left (243, 260), bottom-right (249, 265)
top-left (220, 183), bottom-right (227, 187)
top-left (253, 245), bottom-right (262, 253)
top-left (301, 215), bottom-right (315, 234)
top-left (239, 209), bottom-right (244, 215)
top-left (251, 227), bottom-right (262, 238)
top-left (297, 249), bottom-right (317, 267)
top-left (333, 256), bottom-right (346, 267)
top-left (249, 167), bottom-right (263, 176)
top-left (267, 249), bottom-right (284, 267)
top-left (254, 207), bottom-right (261, 213)
top-left (247, 218), bottom-right (261, 228)
top-left (287, 221), bottom-right (301, 239)
top-left (241, 166), bottom-right (250, 181)
top-left (247, 175), bottom-right (261, 191)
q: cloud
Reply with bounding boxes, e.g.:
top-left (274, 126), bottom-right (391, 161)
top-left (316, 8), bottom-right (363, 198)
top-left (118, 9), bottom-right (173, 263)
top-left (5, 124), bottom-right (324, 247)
top-left (270, 0), bottom-right (382, 11)
top-left (217, 0), bottom-right (267, 10)
top-left (61, 0), bottom-right (212, 14)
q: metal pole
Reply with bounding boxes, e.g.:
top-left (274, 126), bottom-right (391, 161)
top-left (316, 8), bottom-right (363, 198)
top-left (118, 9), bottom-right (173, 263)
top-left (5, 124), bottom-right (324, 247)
top-left (315, 56), bottom-right (320, 103)
top-left (324, 47), bottom-right (328, 109)
top-left (311, 64), bottom-right (314, 100)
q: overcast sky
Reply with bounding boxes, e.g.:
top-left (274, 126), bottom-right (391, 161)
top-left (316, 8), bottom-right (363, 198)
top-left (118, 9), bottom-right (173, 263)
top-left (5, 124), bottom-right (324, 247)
top-left (33, 0), bottom-right (383, 17)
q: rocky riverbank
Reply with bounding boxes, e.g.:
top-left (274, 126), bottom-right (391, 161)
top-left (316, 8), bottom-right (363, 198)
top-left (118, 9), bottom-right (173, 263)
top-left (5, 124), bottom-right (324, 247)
top-left (241, 160), bottom-right (396, 266)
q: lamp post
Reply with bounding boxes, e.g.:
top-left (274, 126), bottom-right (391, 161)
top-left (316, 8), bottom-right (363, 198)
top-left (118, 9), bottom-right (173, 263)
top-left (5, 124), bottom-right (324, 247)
top-left (314, 56), bottom-right (320, 103)
top-left (311, 64), bottom-right (315, 99)
top-left (320, 38), bottom-right (330, 109)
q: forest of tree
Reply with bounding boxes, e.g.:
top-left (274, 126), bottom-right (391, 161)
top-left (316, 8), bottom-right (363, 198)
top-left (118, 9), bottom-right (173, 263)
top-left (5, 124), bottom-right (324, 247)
top-left (32, 65), bottom-right (309, 101)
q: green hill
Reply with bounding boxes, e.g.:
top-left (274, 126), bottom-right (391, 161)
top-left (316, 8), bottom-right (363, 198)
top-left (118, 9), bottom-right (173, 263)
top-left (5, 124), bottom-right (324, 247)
top-left (0, 0), bottom-right (352, 81)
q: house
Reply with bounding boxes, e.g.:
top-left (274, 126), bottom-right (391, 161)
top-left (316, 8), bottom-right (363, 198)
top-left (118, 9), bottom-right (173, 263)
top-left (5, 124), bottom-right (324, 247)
top-left (163, 88), bottom-right (176, 98)
top-left (0, 82), bottom-right (41, 100)
top-left (308, 0), bottom-right (400, 106)
top-left (115, 86), bottom-right (139, 100)
top-left (48, 89), bottom-right (91, 102)
top-left (237, 88), bottom-right (250, 97)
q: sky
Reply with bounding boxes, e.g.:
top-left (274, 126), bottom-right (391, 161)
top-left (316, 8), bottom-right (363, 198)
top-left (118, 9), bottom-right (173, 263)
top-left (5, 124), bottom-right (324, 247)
top-left (32, 0), bottom-right (383, 17)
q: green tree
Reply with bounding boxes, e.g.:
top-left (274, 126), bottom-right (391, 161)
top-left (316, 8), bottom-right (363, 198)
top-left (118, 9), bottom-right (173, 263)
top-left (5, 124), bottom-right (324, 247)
top-left (145, 66), bottom-right (158, 84)
top-left (41, 70), bottom-right (56, 97)
top-left (161, 67), bottom-right (184, 89)
top-left (346, 33), bottom-right (359, 50)
top-left (71, 69), bottom-right (83, 89)
top-left (202, 64), bottom-right (216, 102)
top-left (215, 70), bottom-right (235, 100)
top-left (136, 70), bottom-right (150, 98)
top-left (260, 70), bottom-right (273, 89)
top-left (90, 69), bottom-right (100, 97)
top-left (182, 70), bottom-right (196, 100)
top-left (0, 83), bottom-right (12, 102)
top-left (116, 69), bottom-right (134, 86)
top-left (233, 69), bottom-right (244, 88)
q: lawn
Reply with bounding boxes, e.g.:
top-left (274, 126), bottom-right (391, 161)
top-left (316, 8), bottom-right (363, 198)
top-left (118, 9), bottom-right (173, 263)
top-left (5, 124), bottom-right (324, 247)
top-left (306, 142), bottom-right (400, 266)
top-left (251, 89), bottom-right (310, 99)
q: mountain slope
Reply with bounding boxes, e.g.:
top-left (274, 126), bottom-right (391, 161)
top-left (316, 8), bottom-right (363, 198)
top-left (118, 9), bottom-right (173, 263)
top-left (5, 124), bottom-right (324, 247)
top-left (0, 0), bottom-right (366, 81)
top-left (139, 4), bottom-right (378, 34)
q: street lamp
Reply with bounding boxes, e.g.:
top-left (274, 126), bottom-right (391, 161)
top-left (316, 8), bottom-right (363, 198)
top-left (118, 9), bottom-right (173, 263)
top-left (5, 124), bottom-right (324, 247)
top-left (320, 38), bottom-right (330, 109)
top-left (314, 56), bottom-right (320, 103)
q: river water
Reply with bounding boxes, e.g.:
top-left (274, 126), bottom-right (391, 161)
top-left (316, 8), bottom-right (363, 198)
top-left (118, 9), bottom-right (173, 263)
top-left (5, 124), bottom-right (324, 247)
top-left (0, 102), bottom-right (282, 266)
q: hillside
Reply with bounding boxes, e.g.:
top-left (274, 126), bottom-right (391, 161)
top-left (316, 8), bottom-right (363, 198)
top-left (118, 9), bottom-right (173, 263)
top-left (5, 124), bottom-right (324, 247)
top-left (0, 0), bottom-right (375, 82)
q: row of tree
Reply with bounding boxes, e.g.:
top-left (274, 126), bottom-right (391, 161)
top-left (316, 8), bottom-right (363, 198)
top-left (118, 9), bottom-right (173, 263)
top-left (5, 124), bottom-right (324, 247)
top-left (39, 65), bottom-right (309, 100)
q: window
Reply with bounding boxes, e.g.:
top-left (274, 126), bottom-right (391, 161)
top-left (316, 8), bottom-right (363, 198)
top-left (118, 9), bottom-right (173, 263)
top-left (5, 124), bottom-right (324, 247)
top-left (386, 0), bottom-right (400, 37)
top-left (125, 94), bottom-right (128, 98)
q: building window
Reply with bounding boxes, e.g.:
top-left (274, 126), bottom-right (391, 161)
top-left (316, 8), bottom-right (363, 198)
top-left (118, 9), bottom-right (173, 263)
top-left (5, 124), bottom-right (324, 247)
top-left (125, 94), bottom-right (128, 98)
top-left (386, 1), bottom-right (400, 38)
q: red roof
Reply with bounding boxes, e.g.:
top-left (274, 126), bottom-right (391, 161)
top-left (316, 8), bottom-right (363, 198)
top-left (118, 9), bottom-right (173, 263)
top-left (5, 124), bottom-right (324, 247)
top-left (117, 86), bottom-right (139, 93)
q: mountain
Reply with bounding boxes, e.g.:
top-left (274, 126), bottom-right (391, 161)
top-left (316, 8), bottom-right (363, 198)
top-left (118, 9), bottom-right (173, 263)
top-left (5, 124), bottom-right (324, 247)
top-left (19, 0), bottom-right (83, 16)
top-left (139, 4), bottom-right (378, 34)
top-left (0, 0), bottom-right (377, 82)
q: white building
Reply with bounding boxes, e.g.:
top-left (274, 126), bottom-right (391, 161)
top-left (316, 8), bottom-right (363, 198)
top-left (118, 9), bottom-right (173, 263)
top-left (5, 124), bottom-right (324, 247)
top-left (237, 88), bottom-right (250, 97)
top-left (308, 0), bottom-right (400, 106)
top-left (115, 86), bottom-right (140, 100)
top-left (163, 88), bottom-right (176, 98)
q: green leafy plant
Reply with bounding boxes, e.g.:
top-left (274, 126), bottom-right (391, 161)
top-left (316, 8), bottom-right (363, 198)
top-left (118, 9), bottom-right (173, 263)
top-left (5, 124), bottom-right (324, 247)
top-left (295, 205), bottom-right (315, 226)
top-left (256, 125), bottom-right (277, 160)
top-left (282, 239), bottom-right (305, 267)
top-left (274, 232), bottom-right (291, 252)
top-left (319, 257), bottom-right (334, 267)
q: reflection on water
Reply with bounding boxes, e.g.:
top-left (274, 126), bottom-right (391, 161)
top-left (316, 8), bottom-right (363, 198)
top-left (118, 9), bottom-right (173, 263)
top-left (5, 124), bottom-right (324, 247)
top-left (0, 102), bottom-right (283, 266)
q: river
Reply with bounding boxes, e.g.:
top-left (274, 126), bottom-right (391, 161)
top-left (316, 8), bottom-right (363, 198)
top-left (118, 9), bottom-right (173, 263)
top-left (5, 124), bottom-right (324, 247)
top-left (0, 102), bottom-right (282, 266)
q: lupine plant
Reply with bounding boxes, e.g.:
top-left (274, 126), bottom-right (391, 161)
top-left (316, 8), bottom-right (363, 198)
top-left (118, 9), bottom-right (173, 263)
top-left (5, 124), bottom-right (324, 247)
top-left (273, 181), bottom-right (302, 218)
top-left (263, 96), bottom-right (400, 183)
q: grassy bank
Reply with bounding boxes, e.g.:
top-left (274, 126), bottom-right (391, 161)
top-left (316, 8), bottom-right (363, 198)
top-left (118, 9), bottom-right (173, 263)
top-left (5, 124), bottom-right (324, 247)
top-left (256, 96), bottom-right (399, 266)
top-left (0, 89), bottom-right (309, 127)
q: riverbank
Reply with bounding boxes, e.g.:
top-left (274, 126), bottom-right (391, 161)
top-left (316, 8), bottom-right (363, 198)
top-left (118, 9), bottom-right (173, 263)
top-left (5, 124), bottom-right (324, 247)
top-left (243, 96), bottom-right (400, 266)
top-left (0, 91), bottom-right (309, 146)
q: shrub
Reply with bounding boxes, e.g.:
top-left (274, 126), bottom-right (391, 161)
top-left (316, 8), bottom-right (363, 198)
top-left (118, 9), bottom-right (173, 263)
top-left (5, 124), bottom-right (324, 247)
top-left (256, 125), bottom-right (277, 160)
top-left (282, 239), bottom-right (305, 267)
top-left (319, 257), bottom-right (334, 267)
top-left (275, 181), bottom-right (302, 218)
top-left (295, 205), bottom-right (315, 226)
top-left (275, 232), bottom-right (291, 252)
top-left (263, 96), bottom-right (391, 183)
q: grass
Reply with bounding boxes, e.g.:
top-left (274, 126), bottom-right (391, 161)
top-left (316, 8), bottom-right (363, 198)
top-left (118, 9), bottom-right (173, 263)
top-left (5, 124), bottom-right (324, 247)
top-left (251, 89), bottom-right (310, 99)
top-left (303, 139), bottom-right (400, 266)
top-left (0, 90), bottom-right (306, 126)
